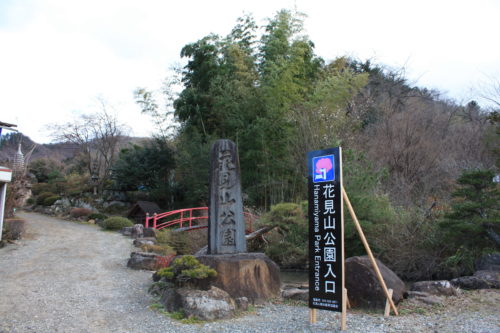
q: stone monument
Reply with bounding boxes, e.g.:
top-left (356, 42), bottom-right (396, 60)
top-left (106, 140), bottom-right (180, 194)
top-left (196, 139), bottom-right (281, 303)
top-left (208, 139), bottom-right (246, 254)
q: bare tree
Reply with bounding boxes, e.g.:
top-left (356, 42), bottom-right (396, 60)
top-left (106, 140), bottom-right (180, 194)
top-left (478, 76), bottom-right (500, 109)
top-left (48, 98), bottom-right (128, 193)
top-left (359, 92), bottom-right (495, 207)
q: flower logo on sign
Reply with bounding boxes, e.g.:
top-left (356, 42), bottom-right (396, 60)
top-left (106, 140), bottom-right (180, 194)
top-left (313, 155), bottom-right (335, 182)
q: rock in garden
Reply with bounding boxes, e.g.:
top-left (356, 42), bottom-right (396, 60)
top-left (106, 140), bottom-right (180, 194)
top-left (419, 295), bottom-right (443, 305)
top-left (475, 253), bottom-right (500, 272)
top-left (406, 291), bottom-right (431, 299)
top-left (451, 270), bottom-right (500, 290)
top-left (473, 270), bottom-right (500, 288)
top-left (127, 252), bottom-right (158, 270)
top-left (121, 227), bottom-right (133, 237)
top-left (143, 227), bottom-right (157, 238)
top-left (235, 297), bottom-right (249, 311)
top-left (282, 288), bottom-right (309, 302)
top-left (411, 280), bottom-right (457, 296)
top-left (3, 219), bottom-right (26, 240)
top-left (133, 237), bottom-right (157, 247)
top-left (196, 252), bottom-right (281, 303)
top-left (161, 286), bottom-right (236, 320)
top-left (345, 255), bottom-right (406, 309)
top-left (131, 224), bottom-right (144, 239)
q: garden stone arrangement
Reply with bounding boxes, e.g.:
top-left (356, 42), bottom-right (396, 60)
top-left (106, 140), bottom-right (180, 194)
top-left (125, 139), bottom-right (281, 320)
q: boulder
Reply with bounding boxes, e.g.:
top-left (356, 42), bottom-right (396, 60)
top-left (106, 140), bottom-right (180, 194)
top-left (143, 227), bottom-right (157, 238)
top-left (3, 219), bottom-right (26, 240)
top-left (196, 253), bottom-right (281, 303)
top-left (474, 270), bottom-right (500, 288)
top-left (419, 295), bottom-right (443, 306)
top-left (161, 286), bottom-right (236, 320)
top-left (406, 291), bottom-right (431, 299)
top-left (475, 253), bottom-right (500, 272)
top-left (282, 288), bottom-right (309, 302)
top-left (345, 255), bottom-right (406, 309)
top-left (451, 270), bottom-right (500, 290)
top-left (127, 252), bottom-right (158, 270)
top-left (133, 237), bottom-right (157, 247)
top-left (411, 280), bottom-right (457, 296)
top-left (121, 227), bottom-right (133, 237)
top-left (131, 224), bottom-right (144, 239)
top-left (235, 297), bottom-right (249, 311)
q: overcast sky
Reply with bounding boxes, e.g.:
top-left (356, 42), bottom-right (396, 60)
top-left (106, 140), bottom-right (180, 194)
top-left (1, 0), bottom-right (499, 143)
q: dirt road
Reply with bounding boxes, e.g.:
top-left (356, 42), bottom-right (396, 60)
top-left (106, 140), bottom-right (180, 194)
top-left (0, 212), bottom-right (180, 333)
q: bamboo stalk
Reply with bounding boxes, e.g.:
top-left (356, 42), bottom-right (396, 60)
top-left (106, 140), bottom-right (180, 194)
top-left (342, 187), bottom-right (399, 316)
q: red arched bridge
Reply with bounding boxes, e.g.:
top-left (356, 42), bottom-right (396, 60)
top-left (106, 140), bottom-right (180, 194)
top-left (145, 207), bottom-right (256, 233)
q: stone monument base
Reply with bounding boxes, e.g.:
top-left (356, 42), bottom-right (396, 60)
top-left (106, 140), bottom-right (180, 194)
top-left (196, 252), bottom-right (281, 303)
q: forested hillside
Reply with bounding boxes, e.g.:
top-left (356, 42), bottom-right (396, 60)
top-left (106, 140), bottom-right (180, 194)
top-left (0, 133), bottom-right (80, 164)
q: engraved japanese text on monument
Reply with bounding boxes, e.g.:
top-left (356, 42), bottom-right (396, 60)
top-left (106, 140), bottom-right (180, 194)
top-left (208, 139), bottom-right (246, 254)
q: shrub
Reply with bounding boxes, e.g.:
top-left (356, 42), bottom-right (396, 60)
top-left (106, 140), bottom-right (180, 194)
top-left (156, 255), bottom-right (217, 287)
top-left (32, 183), bottom-right (56, 196)
top-left (70, 208), bottom-right (93, 218)
top-left (371, 208), bottom-right (447, 281)
top-left (101, 203), bottom-right (127, 215)
top-left (26, 197), bottom-right (35, 205)
top-left (88, 213), bottom-right (108, 220)
top-left (36, 192), bottom-right (55, 205)
top-left (43, 195), bottom-right (61, 206)
top-left (156, 229), bottom-right (207, 255)
top-left (102, 216), bottom-right (134, 230)
top-left (140, 243), bottom-right (176, 256)
top-left (251, 202), bottom-right (308, 269)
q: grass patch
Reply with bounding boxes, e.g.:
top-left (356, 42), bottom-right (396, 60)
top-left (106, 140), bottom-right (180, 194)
top-left (168, 310), bottom-right (204, 324)
top-left (169, 310), bottom-right (185, 320)
top-left (149, 302), bottom-right (169, 316)
top-left (150, 301), bottom-right (204, 324)
top-left (180, 316), bottom-right (203, 324)
top-left (399, 306), bottom-right (428, 315)
top-left (150, 303), bottom-right (164, 311)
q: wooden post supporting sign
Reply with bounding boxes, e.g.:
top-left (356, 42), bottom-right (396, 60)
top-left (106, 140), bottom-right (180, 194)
top-left (384, 289), bottom-right (394, 318)
top-left (342, 187), bottom-right (399, 316)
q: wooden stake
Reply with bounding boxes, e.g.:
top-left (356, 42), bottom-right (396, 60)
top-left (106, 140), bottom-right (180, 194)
top-left (340, 160), bottom-right (347, 329)
top-left (342, 187), bottom-right (399, 316)
top-left (346, 289), bottom-right (351, 309)
top-left (341, 288), bottom-right (347, 330)
top-left (384, 289), bottom-right (394, 318)
top-left (309, 308), bottom-right (317, 324)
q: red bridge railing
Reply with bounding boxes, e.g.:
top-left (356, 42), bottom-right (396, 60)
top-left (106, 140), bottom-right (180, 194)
top-left (145, 207), bottom-right (255, 233)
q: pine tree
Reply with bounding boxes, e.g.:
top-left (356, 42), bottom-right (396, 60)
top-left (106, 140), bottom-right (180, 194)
top-left (440, 169), bottom-right (500, 252)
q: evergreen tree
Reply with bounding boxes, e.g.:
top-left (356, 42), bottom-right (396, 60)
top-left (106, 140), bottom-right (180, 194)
top-left (440, 169), bottom-right (500, 256)
top-left (113, 139), bottom-right (176, 208)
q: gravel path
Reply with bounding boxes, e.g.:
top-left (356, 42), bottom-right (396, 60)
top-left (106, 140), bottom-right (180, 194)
top-left (0, 212), bottom-right (499, 333)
